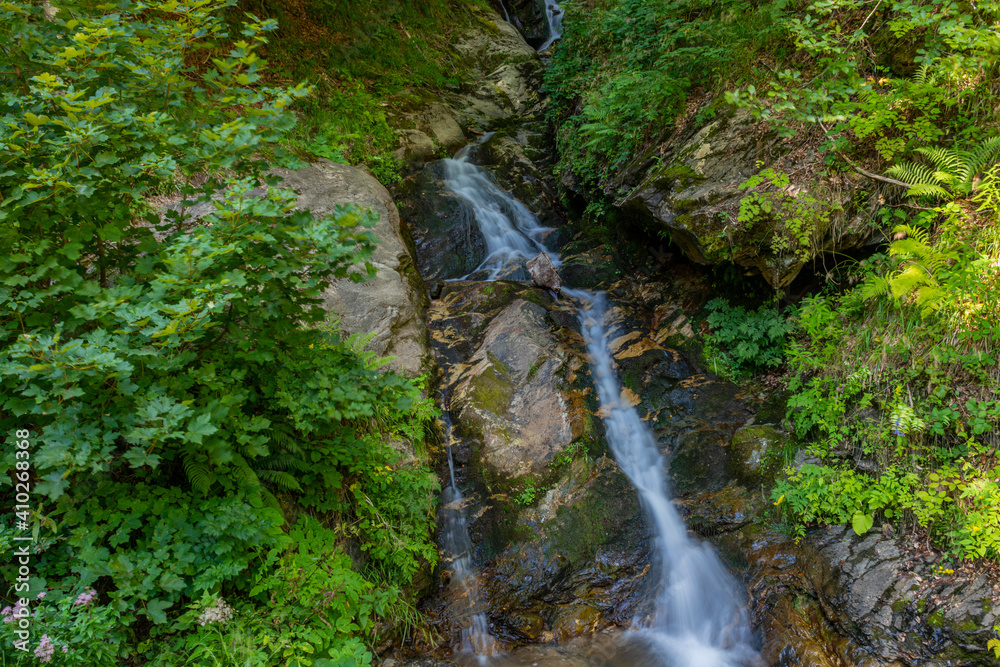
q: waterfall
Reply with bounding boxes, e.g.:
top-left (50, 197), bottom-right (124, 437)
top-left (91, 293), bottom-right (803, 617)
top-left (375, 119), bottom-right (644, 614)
top-left (538, 0), bottom-right (563, 52)
top-left (439, 404), bottom-right (498, 658)
top-left (439, 147), bottom-right (761, 665)
top-left (563, 289), bottom-right (759, 666)
top-left (442, 144), bottom-right (558, 281)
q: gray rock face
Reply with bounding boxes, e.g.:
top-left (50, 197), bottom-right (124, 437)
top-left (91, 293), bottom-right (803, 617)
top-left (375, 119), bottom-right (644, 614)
top-left (526, 252), bottom-right (561, 293)
top-left (812, 525), bottom-right (1000, 665)
top-left (271, 160), bottom-right (431, 379)
top-left (746, 524), bottom-right (1000, 666)
top-left (388, 9), bottom-right (544, 163)
top-left (451, 298), bottom-right (581, 480)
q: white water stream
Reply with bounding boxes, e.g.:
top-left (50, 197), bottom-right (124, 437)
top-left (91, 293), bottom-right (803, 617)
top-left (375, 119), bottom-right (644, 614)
top-left (440, 404), bottom-right (498, 659)
top-left (443, 144), bottom-right (558, 281)
top-left (437, 143), bottom-right (760, 664)
top-left (538, 0), bottom-right (564, 52)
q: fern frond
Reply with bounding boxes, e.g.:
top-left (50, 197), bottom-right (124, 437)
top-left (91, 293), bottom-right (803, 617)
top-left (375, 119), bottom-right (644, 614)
top-left (915, 284), bottom-right (944, 316)
top-left (256, 469), bottom-right (302, 492)
top-left (889, 264), bottom-right (937, 300)
top-left (970, 136), bottom-right (1000, 175)
top-left (892, 224), bottom-right (930, 246)
top-left (858, 275), bottom-right (892, 301)
top-left (911, 64), bottom-right (932, 86)
top-left (230, 453), bottom-right (262, 491)
top-left (905, 183), bottom-right (951, 199)
top-left (183, 453), bottom-right (214, 495)
top-left (887, 161), bottom-right (937, 187)
top-left (915, 146), bottom-right (965, 178)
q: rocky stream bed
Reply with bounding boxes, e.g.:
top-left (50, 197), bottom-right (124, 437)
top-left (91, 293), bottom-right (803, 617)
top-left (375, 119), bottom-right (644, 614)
top-left (282, 4), bottom-right (998, 664)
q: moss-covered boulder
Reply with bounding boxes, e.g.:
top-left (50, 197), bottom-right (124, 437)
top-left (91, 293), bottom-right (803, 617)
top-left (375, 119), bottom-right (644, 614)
top-left (609, 105), bottom-right (882, 289)
top-left (729, 423), bottom-right (790, 489)
top-left (450, 297), bottom-right (592, 484)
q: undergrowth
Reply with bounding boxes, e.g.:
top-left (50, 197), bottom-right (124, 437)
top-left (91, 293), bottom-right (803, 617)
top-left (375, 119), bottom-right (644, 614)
top-left (229, 0), bottom-right (490, 184)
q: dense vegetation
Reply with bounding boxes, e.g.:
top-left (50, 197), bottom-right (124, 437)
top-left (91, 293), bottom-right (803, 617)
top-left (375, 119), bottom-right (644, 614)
top-left (0, 1), bottom-right (440, 664)
top-left (545, 0), bottom-right (789, 186)
top-left (552, 0), bottom-right (1000, 566)
top-left (236, 0), bottom-right (490, 183)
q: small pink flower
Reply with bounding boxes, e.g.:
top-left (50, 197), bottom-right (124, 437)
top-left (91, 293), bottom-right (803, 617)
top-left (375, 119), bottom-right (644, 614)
top-left (35, 634), bottom-right (55, 663)
top-left (36, 592), bottom-right (46, 600)
top-left (74, 588), bottom-right (97, 607)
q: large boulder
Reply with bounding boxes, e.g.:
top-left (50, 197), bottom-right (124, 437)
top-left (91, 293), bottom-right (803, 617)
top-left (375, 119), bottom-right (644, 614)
top-left (743, 525), bottom-right (1000, 666)
top-left (605, 104), bottom-right (883, 289)
top-left (271, 160), bottom-right (431, 379)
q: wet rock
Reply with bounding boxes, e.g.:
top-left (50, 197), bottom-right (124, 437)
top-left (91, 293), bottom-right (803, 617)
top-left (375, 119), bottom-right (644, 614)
top-left (451, 298), bottom-right (588, 481)
top-left (551, 605), bottom-right (602, 642)
top-left (480, 457), bottom-right (648, 642)
top-left (729, 423), bottom-right (790, 488)
top-left (396, 161), bottom-right (488, 282)
top-left (392, 660), bottom-right (460, 667)
top-left (676, 482), bottom-right (752, 536)
top-left (527, 252), bottom-right (561, 293)
top-left (745, 526), bottom-right (1000, 666)
top-left (472, 126), bottom-right (560, 225)
top-left (504, 0), bottom-right (549, 47)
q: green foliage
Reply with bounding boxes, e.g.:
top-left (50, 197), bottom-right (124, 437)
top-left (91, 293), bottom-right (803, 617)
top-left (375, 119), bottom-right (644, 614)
top-left (779, 165), bottom-right (1000, 563)
top-left (514, 484), bottom-right (537, 506)
top-left (546, 0), bottom-right (788, 185)
top-left (736, 168), bottom-right (840, 259)
top-left (0, 587), bottom-right (125, 666)
top-left (246, 0), bottom-right (489, 183)
top-left (887, 137), bottom-right (1000, 199)
top-left (730, 0), bottom-right (1000, 142)
top-left (702, 297), bottom-right (796, 378)
top-left (0, 1), bottom-right (438, 661)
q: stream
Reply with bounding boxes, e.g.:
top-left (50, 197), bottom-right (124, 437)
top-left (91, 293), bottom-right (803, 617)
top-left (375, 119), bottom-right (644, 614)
top-left (432, 140), bottom-right (761, 665)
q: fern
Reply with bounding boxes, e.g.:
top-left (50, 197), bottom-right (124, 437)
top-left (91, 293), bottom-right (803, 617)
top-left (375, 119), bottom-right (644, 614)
top-left (183, 452), bottom-right (215, 495)
top-left (888, 137), bottom-right (1000, 199)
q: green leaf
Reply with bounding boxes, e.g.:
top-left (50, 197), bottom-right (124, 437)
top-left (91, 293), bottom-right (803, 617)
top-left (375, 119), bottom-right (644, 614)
top-left (852, 512), bottom-right (874, 535)
top-left (145, 598), bottom-right (172, 624)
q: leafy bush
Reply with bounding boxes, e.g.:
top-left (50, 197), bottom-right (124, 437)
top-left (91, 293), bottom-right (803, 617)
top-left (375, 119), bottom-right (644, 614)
top-left (0, 1), bottom-right (438, 661)
top-left (702, 297), bottom-right (795, 378)
top-left (777, 162), bottom-right (1000, 562)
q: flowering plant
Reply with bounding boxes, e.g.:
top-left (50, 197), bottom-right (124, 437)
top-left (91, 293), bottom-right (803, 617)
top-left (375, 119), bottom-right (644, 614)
top-left (0, 588), bottom-right (123, 666)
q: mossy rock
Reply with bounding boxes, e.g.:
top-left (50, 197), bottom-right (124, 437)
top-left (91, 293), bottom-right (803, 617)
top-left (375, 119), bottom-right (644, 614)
top-left (729, 423), bottom-right (790, 489)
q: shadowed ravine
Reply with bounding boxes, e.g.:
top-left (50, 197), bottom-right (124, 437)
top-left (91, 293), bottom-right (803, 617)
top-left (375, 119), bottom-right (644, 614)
top-left (435, 141), bottom-right (762, 665)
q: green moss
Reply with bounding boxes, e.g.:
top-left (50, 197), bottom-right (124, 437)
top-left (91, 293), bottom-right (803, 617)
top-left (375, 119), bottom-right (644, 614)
top-left (470, 357), bottom-right (516, 417)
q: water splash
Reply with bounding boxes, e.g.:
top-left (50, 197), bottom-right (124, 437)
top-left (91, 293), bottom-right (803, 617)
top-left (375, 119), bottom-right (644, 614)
top-left (439, 404), bottom-right (498, 659)
top-left (538, 0), bottom-right (564, 52)
top-left (442, 146), bottom-right (558, 281)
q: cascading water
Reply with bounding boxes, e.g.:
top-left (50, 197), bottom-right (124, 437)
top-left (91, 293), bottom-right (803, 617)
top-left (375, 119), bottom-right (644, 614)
top-left (538, 0), bottom-right (564, 52)
top-left (438, 146), bottom-right (761, 665)
top-left (563, 289), bottom-right (759, 666)
top-left (438, 402), bottom-right (498, 659)
top-left (443, 144), bottom-right (558, 281)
